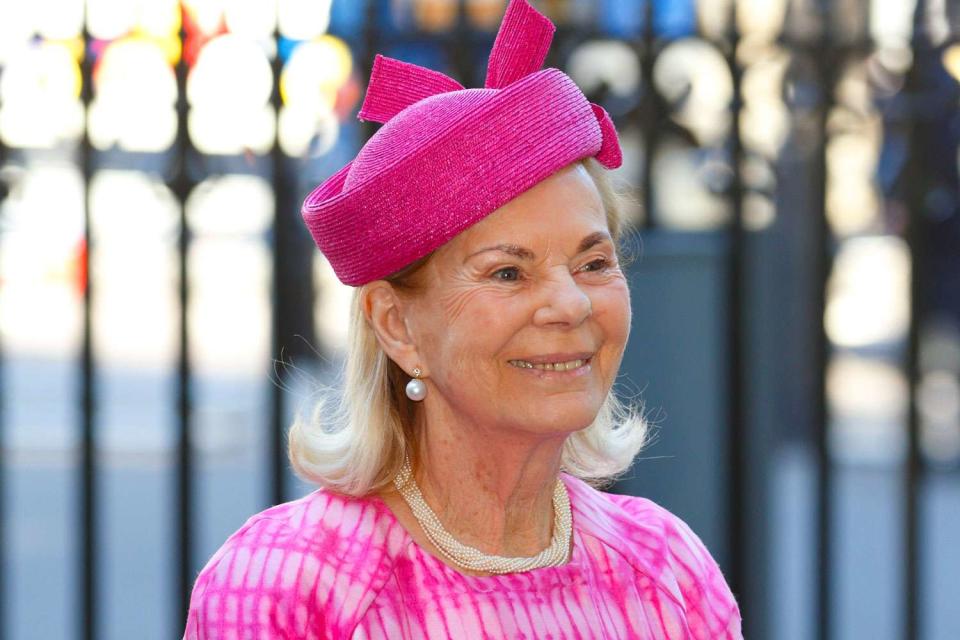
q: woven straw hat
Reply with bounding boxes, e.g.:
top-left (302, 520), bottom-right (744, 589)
top-left (300, 0), bottom-right (623, 286)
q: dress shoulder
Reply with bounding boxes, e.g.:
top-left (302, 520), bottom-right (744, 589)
top-left (182, 488), bottom-right (405, 640)
top-left (562, 475), bottom-right (744, 639)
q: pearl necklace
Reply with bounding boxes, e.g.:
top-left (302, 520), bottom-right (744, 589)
top-left (393, 455), bottom-right (573, 574)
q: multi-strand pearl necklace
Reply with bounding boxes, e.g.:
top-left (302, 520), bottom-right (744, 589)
top-left (393, 454), bottom-right (573, 574)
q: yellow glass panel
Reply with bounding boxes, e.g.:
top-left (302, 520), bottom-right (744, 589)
top-left (279, 35), bottom-right (353, 107)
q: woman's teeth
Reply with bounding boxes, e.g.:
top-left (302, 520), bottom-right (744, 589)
top-left (508, 358), bottom-right (587, 371)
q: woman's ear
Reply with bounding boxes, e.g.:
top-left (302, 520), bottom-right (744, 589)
top-left (362, 282), bottom-right (421, 371)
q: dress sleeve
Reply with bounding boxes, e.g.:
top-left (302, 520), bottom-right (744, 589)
top-left (659, 508), bottom-right (743, 640)
top-left (181, 517), bottom-right (326, 639)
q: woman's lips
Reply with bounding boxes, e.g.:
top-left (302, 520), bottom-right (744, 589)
top-left (507, 355), bottom-right (593, 377)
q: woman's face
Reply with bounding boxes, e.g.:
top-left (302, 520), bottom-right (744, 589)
top-left (403, 162), bottom-right (632, 439)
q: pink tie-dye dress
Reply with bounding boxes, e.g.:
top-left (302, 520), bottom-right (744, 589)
top-left (182, 473), bottom-right (742, 639)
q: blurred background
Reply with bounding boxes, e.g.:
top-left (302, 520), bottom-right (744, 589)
top-left (0, 0), bottom-right (958, 638)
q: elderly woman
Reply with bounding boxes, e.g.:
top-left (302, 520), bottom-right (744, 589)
top-left (183, 1), bottom-right (742, 638)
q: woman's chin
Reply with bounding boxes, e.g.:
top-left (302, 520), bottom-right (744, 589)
top-left (502, 402), bottom-right (603, 436)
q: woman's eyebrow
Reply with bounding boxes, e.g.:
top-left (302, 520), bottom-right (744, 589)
top-left (466, 243), bottom-right (535, 261)
top-left (576, 231), bottom-right (612, 254)
top-left (465, 231), bottom-right (612, 262)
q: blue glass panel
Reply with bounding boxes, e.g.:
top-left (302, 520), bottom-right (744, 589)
top-left (277, 36), bottom-right (302, 63)
top-left (382, 41), bottom-right (453, 78)
top-left (597, 0), bottom-right (697, 39)
top-left (654, 0), bottom-right (697, 38)
top-left (598, 0), bottom-right (645, 38)
top-left (374, 0), bottom-right (414, 35)
top-left (329, 0), bottom-right (366, 34)
top-left (470, 38), bottom-right (496, 85)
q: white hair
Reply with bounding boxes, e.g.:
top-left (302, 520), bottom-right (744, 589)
top-left (288, 158), bottom-right (652, 497)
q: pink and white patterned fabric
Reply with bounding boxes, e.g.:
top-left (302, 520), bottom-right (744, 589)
top-left (182, 473), bottom-right (743, 639)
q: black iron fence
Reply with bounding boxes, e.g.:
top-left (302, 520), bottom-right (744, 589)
top-left (0, 1), bottom-right (958, 638)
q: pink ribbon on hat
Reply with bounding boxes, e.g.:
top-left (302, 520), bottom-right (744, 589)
top-left (356, 0), bottom-right (622, 169)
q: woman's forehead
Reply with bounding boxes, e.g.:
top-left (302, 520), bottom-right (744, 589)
top-left (451, 166), bottom-right (605, 248)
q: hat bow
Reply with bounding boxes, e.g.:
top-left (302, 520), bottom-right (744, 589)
top-left (355, 0), bottom-right (621, 169)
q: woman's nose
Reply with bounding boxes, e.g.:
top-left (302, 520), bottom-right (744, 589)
top-left (532, 271), bottom-right (593, 327)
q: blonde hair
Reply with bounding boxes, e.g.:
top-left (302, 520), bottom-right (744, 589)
top-left (288, 158), bottom-right (651, 497)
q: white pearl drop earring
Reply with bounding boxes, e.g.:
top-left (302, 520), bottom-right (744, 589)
top-left (405, 367), bottom-right (426, 401)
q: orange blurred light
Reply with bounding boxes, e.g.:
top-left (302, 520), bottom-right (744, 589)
top-left (413, 0), bottom-right (458, 32)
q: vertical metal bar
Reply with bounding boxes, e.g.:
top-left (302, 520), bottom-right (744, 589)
top-left (173, 6), bottom-right (195, 626)
top-left (452, 0), bottom-right (475, 87)
top-left (903, 110), bottom-right (923, 640)
top-left (78, 17), bottom-right (98, 640)
top-left (0, 47), bottom-right (7, 640)
top-left (724, 0), bottom-right (748, 622)
top-left (270, 22), bottom-right (288, 508)
top-left (902, 8), bottom-right (928, 636)
top-left (812, 8), bottom-right (836, 640)
top-left (639, 0), bottom-right (657, 231)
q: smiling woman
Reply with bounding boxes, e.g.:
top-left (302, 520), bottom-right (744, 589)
top-left (182, 1), bottom-right (742, 638)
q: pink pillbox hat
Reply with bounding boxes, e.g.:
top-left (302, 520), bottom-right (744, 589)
top-left (300, 0), bottom-right (623, 286)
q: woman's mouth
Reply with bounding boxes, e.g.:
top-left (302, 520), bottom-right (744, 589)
top-left (507, 355), bottom-right (593, 374)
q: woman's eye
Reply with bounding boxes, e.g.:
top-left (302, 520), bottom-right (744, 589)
top-left (492, 266), bottom-right (521, 281)
top-left (582, 258), bottom-right (610, 272)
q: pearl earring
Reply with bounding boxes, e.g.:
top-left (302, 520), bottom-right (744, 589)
top-left (405, 367), bottom-right (426, 401)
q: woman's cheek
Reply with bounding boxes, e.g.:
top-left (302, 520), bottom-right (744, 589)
top-left (595, 282), bottom-right (631, 332)
top-left (436, 282), bottom-right (504, 325)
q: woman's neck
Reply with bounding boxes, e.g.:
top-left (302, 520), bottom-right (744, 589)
top-left (406, 409), bottom-right (569, 558)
